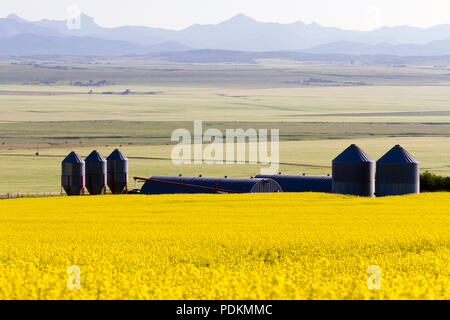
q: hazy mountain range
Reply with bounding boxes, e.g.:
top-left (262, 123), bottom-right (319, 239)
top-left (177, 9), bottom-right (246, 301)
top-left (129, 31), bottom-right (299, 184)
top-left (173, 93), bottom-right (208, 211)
top-left (0, 13), bottom-right (449, 56)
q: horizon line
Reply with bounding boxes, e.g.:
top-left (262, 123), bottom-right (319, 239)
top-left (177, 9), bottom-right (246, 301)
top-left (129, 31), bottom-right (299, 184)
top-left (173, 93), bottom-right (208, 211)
top-left (3, 12), bottom-right (449, 33)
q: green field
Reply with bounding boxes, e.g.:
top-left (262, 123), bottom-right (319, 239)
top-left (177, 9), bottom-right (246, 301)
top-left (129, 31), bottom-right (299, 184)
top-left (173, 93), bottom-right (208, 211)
top-left (1, 85), bottom-right (450, 123)
top-left (1, 121), bottom-right (449, 146)
top-left (0, 62), bottom-right (449, 195)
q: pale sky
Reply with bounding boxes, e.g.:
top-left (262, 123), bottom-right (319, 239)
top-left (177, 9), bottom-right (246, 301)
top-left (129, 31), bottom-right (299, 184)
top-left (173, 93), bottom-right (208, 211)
top-left (1, 0), bottom-right (449, 31)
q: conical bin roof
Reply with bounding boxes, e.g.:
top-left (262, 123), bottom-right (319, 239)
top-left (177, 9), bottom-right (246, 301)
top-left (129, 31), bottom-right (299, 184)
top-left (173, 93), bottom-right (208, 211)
top-left (62, 151), bottom-right (84, 163)
top-left (377, 145), bottom-right (418, 164)
top-left (85, 150), bottom-right (106, 162)
top-left (332, 144), bottom-right (373, 163)
top-left (107, 149), bottom-right (128, 161)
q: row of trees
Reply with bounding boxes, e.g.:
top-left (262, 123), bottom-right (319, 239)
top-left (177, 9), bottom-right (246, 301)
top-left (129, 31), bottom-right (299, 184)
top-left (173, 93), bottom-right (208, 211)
top-left (420, 172), bottom-right (450, 192)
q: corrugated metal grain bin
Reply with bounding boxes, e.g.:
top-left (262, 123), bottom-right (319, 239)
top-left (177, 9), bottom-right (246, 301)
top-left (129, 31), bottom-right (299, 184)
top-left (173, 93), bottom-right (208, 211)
top-left (140, 176), bottom-right (282, 194)
top-left (376, 145), bottom-right (420, 197)
top-left (256, 174), bottom-right (332, 193)
top-left (85, 150), bottom-right (107, 195)
top-left (332, 144), bottom-right (375, 197)
top-left (107, 149), bottom-right (128, 194)
top-left (61, 151), bottom-right (85, 196)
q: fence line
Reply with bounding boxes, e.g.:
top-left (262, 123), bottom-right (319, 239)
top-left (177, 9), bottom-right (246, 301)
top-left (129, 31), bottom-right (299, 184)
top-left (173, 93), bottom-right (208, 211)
top-left (0, 192), bottom-right (61, 199)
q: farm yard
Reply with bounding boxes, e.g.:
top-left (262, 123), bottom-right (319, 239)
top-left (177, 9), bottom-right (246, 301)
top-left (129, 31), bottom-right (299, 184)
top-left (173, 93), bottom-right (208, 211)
top-left (0, 136), bottom-right (449, 195)
top-left (0, 193), bottom-right (448, 299)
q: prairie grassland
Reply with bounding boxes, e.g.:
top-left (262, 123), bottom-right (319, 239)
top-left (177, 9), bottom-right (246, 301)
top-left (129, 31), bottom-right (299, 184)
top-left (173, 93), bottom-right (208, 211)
top-left (1, 63), bottom-right (449, 122)
top-left (0, 137), bottom-right (449, 195)
top-left (1, 85), bottom-right (450, 122)
top-left (0, 193), bottom-right (448, 300)
top-left (1, 63), bottom-right (449, 87)
top-left (0, 120), bottom-right (449, 146)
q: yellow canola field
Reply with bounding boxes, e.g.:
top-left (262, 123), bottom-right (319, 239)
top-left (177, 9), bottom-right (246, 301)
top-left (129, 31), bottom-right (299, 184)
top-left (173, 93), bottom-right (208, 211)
top-left (0, 193), bottom-right (448, 300)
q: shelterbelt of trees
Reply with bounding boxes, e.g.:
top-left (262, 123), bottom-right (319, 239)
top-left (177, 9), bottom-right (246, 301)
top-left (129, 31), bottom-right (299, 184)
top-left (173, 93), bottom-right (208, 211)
top-left (421, 172), bottom-right (450, 192)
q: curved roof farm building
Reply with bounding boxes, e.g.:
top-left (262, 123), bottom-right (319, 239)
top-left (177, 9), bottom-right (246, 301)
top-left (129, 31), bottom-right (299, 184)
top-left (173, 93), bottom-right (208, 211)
top-left (140, 176), bottom-right (283, 194)
top-left (256, 174), bottom-right (332, 193)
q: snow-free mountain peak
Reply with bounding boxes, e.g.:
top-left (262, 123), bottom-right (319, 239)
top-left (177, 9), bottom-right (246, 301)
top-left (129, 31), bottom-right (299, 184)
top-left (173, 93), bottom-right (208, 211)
top-left (6, 13), bottom-right (27, 23)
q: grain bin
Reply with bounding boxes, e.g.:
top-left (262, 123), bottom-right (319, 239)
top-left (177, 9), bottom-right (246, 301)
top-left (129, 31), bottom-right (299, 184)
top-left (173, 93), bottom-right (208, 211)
top-left (376, 145), bottom-right (420, 197)
top-left (332, 144), bottom-right (375, 197)
top-left (140, 176), bottom-right (282, 194)
top-left (61, 151), bottom-right (85, 196)
top-left (107, 149), bottom-right (128, 194)
top-left (85, 150), bottom-right (107, 195)
top-left (256, 174), bottom-right (332, 193)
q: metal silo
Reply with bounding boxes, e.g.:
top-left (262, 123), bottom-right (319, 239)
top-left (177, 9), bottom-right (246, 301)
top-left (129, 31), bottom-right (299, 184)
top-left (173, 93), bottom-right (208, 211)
top-left (107, 149), bottom-right (128, 194)
top-left (85, 150), bottom-right (107, 195)
top-left (332, 144), bottom-right (375, 197)
top-left (61, 151), bottom-right (85, 196)
top-left (376, 145), bottom-right (420, 197)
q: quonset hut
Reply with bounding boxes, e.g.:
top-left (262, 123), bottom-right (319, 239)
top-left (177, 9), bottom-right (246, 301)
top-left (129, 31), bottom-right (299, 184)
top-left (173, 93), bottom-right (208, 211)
top-left (256, 174), bottom-right (332, 193)
top-left (140, 176), bottom-right (283, 194)
top-left (107, 149), bottom-right (128, 194)
top-left (85, 150), bottom-right (107, 195)
top-left (61, 151), bottom-right (85, 196)
top-left (376, 145), bottom-right (420, 197)
top-left (332, 144), bottom-right (375, 197)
